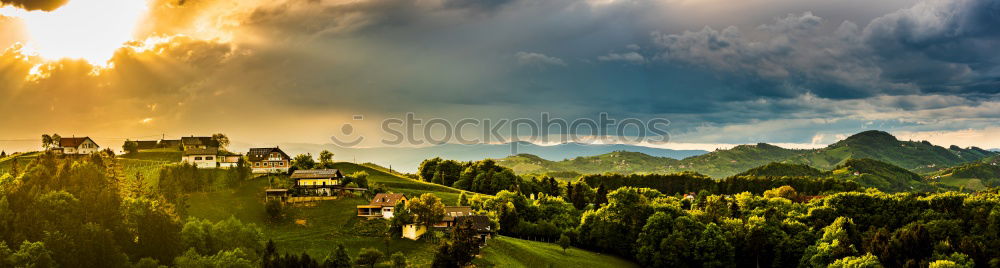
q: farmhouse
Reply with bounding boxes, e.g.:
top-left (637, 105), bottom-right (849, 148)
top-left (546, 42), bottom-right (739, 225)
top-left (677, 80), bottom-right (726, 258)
top-left (55, 137), bottom-right (100, 155)
top-left (357, 193), bottom-right (407, 219)
top-left (182, 148), bottom-right (219, 168)
top-left (248, 147), bottom-right (291, 174)
top-left (291, 169), bottom-right (345, 196)
top-left (456, 215), bottom-right (495, 244)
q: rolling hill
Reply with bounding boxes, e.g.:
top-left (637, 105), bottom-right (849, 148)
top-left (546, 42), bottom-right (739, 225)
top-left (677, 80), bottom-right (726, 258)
top-left (927, 155), bottom-right (1000, 191)
top-left (495, 130), bottom-right (997, 179)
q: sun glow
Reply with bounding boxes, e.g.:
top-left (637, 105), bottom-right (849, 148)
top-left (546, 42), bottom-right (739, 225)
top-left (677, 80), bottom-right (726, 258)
top-left (0, 0), bottom-right (149, 65)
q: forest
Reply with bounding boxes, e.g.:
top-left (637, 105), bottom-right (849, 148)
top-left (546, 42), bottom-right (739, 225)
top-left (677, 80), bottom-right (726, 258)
top-left (418, 157), bottom-right (1000, 267)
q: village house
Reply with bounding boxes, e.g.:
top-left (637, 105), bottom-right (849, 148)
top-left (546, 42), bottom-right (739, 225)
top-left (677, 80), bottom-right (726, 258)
top-left (182, 148), bottom-right (219, 168)
top-left (54, 137), bottom-right (100, 155)
top-left (402, 206), bottom-right (476, 240)
top-left (357, 193), bottom-right (407, 219)
top-left (291, 169), bottom-right (345, 196)
top-left (456, 215), bottom-right (495, 244)
top-left (248, 147), bottom-right (291, 174)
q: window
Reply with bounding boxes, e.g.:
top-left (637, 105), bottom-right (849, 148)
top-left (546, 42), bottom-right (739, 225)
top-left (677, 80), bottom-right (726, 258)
top-left (195, 157), bottom-right (203, 160)
top-left (255, 162), bottom-right (260, 167)
top-left (279, 162), bottom-right (284, 167)
top-left (206, 156), bottom-right (214, 160)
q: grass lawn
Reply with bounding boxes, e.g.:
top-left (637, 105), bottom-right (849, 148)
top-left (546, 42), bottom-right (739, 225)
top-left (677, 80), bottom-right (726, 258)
top-left (474, 236), bottom-right (639, 268)
top-left (0, 151), bottom-right (42, 175)
top-left (937, 177), bottom-right (987, 191)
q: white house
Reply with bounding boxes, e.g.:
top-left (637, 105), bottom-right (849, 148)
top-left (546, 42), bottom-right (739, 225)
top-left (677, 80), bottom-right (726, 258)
top-left (182, 148), bottom-right (219, 168)
top-left (357, 193), bottom-right (407, 219)
top-left (57, 137), bottom-right (100, 155)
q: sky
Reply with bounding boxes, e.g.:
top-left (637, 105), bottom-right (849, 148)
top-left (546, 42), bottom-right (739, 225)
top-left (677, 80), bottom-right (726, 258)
top-left (1, 0), bottom-right (999, 152)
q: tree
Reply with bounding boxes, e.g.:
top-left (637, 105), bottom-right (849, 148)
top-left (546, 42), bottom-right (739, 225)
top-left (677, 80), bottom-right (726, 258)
top-left (123, 140), bottom-right (139, 155)
top-left (293, 154), bottom-right (316, 170)
top-left (390, 252), bottom-right (408, 268)
top-left (262, 240), bottom-right (277, 268)
top-left (558, 233), bottom-right (571, 253)
top-left (408, 193), bottom-right (446, 228)
top-left (1, 151), bottom-right (6, 158)
top-left (51, 134), bottom-right (61, 147)
top-left (265, 199), bottom-right (283, 222)
top-left (319, 150), bottom-right (335, 168)
top-left (764, 185), bottom-right (799, 200)
top-left (350, 171), bottom-right (370, 188)
top-left (389, 200), bottom-right (413, 238)
top-left (432, 219), bottom-right (481, 267)
top-left (457, 192), bottom-right (470, 206)
top-left (212, 133), bottom-right (230, 148)
top-left (355, 248), bottom-right (384, 268)
top-left (324, 244), bottom-right (352, 268)
top-left (42, 134), bottom-right (53, 149)
top-left (829, 253), bottom-right (883, 268)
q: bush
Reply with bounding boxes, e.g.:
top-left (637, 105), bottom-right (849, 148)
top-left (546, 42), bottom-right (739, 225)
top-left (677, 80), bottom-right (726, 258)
top-left (355, 248), bottom-right (384, 268)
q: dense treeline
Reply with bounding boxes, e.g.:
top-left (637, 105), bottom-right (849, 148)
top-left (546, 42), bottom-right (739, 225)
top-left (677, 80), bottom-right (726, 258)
top-left (462, 184), bottom-right (1000, 267)
top-left (579, 172), bottom-right (862, 196)
top-left (0, 152), bottom-right (263, 267)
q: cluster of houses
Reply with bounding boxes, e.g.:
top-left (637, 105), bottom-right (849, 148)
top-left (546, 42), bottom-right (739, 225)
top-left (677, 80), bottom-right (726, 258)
top-left (126, 136), bottom-right (294, 174)
top-left (45, 135), bottom-right (494, 243)
top-left (356, 193), bottom-right (494, 242)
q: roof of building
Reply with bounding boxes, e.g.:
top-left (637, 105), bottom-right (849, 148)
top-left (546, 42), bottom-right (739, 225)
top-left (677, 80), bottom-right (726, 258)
top-left (135, 141), bottom-right (159, 150)
top-left (455, 215), bottom-right (493, 232)
top-left (443, 206), bottom-right (474, 221)
top-left (369, 193), bottom-right (406, 207)
top-left (183, 148), bottom-right (219, 156)
top-left (59, 137), bottom-right (97, 148)
top-left (181, 136), bottom-right (216, 147)
top-left (247, 147), bottom-right (290, 162)
top-left (290, 169), bottom-right (345, 179)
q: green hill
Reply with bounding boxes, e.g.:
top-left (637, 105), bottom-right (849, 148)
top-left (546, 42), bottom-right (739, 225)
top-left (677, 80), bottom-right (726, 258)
top-left (792, 130), bottom-right (994, 172)
top-left (474, 236), bottom-right (639, 268)
top-left (830, 158), bottom-right (934, 192)
top-left (497, 151), bottom-right (680, 178)
top-left (734, 162), bottom-right (825, 177)
top-left (927, 156), bottom-right (1000, 191)
top-left (495, 130), bottom-right (996, 179)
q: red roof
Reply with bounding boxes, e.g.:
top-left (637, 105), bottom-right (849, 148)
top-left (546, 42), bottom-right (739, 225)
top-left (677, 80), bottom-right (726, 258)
top-left (369, 193), bottom-right (406, 207)
top-left (59, 137), bottom-right (96, 148)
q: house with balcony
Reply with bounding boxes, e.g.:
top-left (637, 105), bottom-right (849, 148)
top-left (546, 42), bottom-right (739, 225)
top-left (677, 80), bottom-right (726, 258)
top-left (357, 193), bottom-right (407, 219)
top-left (248, 147), bottom-right (291, 174)
top-left (290, 169), bottom-right (345, 196)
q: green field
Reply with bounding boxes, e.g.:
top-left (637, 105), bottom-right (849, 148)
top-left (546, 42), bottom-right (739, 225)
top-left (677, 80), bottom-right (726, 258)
top-left (474, 236), bottom-right (639, 268)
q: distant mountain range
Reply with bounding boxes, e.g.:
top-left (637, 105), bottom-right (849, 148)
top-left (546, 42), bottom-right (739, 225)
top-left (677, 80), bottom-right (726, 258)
top-left (249, 142), bottom-right (708, 173)
top-left (496, 130), bottom-right (997, 179)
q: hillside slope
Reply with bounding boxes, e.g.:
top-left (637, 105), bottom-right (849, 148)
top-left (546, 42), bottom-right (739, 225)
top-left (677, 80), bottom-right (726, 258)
top-left (474, 236), bottom-right (638, 268)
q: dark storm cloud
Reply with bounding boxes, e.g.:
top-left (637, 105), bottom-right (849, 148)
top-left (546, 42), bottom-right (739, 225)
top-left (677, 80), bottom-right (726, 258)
top-left (653, 0), bottom-right (1000, 99)
top-left (1, 0), bottom-right (67, 11)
